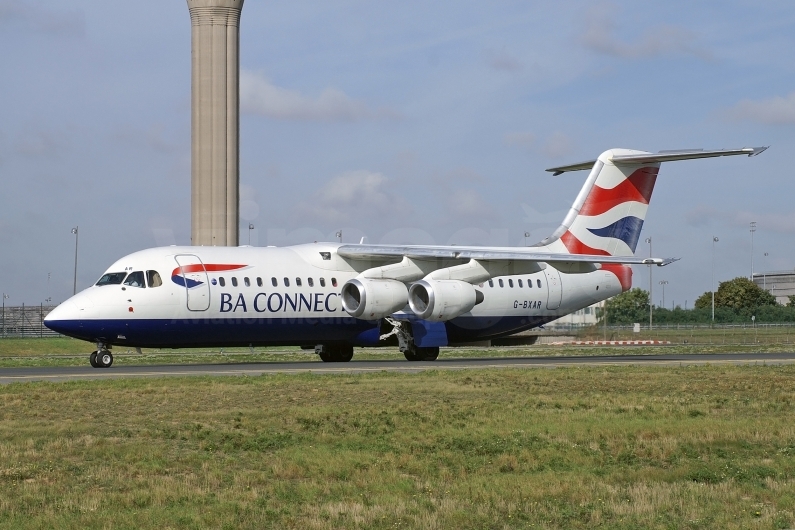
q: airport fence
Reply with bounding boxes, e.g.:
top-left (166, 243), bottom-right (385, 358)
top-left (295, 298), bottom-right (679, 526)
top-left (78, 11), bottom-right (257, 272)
top-left (0, 305), bottom-right (59, 338)
top-left (571, 322), bottom-right (795, 345)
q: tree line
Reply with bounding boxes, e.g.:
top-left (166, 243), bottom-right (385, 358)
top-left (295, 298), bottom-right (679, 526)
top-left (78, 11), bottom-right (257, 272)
top-left (602, 277), bottom-right (795, 325)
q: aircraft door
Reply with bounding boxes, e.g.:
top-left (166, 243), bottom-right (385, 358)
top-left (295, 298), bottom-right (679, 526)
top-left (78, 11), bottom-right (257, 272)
top-left (544, 267), bottom-right (562, 310)
top-left (174, 254), bottom-right (211, 311)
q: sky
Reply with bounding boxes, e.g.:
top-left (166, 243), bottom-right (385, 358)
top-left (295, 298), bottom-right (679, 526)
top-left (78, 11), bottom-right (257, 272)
top-left (1, 0), bottom-right (794, 309)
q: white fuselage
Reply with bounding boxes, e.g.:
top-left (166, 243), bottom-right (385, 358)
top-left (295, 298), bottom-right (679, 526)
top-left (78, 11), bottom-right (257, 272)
top-left (44, 243), bottom-right (623, 348)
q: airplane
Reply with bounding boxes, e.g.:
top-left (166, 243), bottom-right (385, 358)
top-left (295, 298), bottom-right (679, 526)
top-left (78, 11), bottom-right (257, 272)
top-left (44, 146), bottom-right (767, 368)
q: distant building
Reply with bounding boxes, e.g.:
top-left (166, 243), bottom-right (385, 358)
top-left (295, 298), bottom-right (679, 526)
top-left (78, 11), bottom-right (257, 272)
top-left (547, 300), bottom-right (604, 328)
top-left (752, 271), bottom-right (795, 305)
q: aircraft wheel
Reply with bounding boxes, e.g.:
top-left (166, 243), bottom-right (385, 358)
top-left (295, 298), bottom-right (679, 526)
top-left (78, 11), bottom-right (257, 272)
top-left (403, 346), bottom-right (438, 361)
top-left (336, 345), bottom-right (354, 362)
top-left (98, 351), bottom-right (114, 368)
top-left (418, 346), bottom-right (439, 361)
top-left (318, 351), bottom-right (334, 362)
top-left (89, 352), bottom-right (99, 368)
top-left (403, 348), bottom-right (422, 361)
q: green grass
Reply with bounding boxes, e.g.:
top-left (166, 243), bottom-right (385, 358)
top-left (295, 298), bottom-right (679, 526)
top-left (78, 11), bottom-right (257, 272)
top-left (1, 366), bottom-right (795, 528)
top-left (1, 334), bottom-right (795, 368)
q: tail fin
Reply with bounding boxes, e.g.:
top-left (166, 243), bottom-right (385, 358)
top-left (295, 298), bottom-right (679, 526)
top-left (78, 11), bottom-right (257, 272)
top-left (540, 149), bottom-right (658, 257)
top-left (538, 146), bottom-right (767, 257)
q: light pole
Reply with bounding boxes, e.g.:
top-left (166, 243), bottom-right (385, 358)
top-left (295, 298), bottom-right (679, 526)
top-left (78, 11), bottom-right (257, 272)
top-left (659, 280), bottom-right (668, 309)
top-left (71, 227), bottom-right (79, 296)
top-left (750, 221), bottom-right (756, 280)
top-left (645, 237), bottom-right (653, 330)
top-left (2, 293), bottom-right (8, 338)
top-left (248, 223), bottom-right (254, 245)
top-left (712, 236), bottom-right (719, 323)
top-left (524, 231), bottom-right (531, 246)
top-left (336, 230), bottom-right (342, 243)
top-left (763, 252), bottom-right (769, 291)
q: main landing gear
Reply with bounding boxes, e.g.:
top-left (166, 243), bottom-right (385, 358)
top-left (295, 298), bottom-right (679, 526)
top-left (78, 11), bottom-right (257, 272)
top-left (382, 318), bottom-right (440, 362)
top-left (89, 342), bottom-right (113, 368)
top-left (315, 344), bottom-right (354, 363)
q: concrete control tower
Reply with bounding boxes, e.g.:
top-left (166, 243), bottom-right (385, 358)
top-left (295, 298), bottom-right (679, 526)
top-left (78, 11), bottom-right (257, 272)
top-left (187, 0), bottom-right (244, 246)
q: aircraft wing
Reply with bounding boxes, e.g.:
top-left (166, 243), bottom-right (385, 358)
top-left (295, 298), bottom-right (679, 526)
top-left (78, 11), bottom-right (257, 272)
top-left (337, 244), bottom-right (677, 266)
top-left (546, 146), bottom-right (768, 175)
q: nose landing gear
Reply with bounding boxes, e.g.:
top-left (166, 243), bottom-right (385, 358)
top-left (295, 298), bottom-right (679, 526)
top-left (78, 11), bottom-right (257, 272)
top-left (89, 342), bottom-right (113, 368)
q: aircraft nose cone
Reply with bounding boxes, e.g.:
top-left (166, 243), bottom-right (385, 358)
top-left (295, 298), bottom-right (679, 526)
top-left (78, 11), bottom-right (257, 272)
top-left (43, 301), bottom-right (79, 334)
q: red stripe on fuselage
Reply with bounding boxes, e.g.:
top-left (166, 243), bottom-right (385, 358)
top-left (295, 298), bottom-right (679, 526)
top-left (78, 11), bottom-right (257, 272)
top-left (579, 167), bottom-right (659, 217)
top-left (171, 264), bottom-right (247, 276)
top-left (600, 264), bottom-right (632, 292)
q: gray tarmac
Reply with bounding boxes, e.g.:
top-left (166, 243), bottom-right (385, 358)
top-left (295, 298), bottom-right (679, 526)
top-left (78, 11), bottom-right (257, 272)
top-left (1, 352), bottom-right (794, 384)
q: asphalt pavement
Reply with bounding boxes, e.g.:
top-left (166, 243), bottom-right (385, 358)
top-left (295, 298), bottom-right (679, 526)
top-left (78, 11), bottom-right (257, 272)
top-left (1, 352), bottom-right (794, 384)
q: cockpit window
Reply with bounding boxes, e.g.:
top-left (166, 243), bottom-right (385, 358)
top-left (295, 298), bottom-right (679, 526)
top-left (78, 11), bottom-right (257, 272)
top-left (147, 271), bottom-right (163, 288)
top-left (96, 272), bottom-right (127, 286)
top-left (123, 271), bottom-right (146, 288)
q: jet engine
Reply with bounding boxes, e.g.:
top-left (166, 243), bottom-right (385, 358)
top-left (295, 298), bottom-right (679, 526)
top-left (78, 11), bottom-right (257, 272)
top-left (408, 280), bottom-right (484, 322)
top-left (340, 278), bottom-right (408, 319)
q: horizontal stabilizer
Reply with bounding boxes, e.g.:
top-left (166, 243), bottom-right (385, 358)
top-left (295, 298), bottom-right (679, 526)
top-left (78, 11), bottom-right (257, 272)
top-left (546, 146), bottom-right (768, 175)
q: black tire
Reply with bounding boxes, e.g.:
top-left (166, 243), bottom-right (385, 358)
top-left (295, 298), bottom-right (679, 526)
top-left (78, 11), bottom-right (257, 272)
top-left (318, 351), bottom-right (334, 362)
top-left (336, 345), bottom-right (354, 362)
top-left (98, 351), bottom-right (113, 368)
top-left (403, 348), bottom-right (422, 361)
top-left (319, 345), bottom-right (354, 362)
top-left (418, 346), bottom-right (439, 361)
top-left (89, 352), bottom-right (99, 368)
top-left (404, 346), bottom-right (438, 361)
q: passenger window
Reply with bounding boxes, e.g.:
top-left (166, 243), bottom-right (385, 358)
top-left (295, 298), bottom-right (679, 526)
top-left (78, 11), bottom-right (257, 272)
top-left (537, 279), bottom-right (542, 288)
top-left (272, 277), bottom-right (277, 287)
top-left (518, 279), bottom-right (523, 288)
top-left (498, 279), bottom-right (504, 288)
top-left (296, 278), bottom-right (302, 287)
top-left (488, 279), bottom-right (494, 288)
top-left (508, 279), bottom-right (514, 288)
top-left (232, 277), bottom-right (238, 287)
top-left (320, 278), bottom-right (326, 287)
top-left (308, 278), bottom-right (314, 287)
top-left (219, 277), bottom-right (226, 287)
top-left (284, 278), bottom-right (290, 287)
top-left (257, 277), bottom-right (263, 287)
top-left (332, 278), bottom-right (338, 287)
top-left (123, 271), bottom-right (145, 288)
top-left (244, 277), bottom-right (250, 287)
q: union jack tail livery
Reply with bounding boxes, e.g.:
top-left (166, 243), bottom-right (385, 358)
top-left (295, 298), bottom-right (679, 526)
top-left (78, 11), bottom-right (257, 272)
top-left (543, 149), bottom-right (657, 257)
top-left (540, 146), bottom-right (768, 257)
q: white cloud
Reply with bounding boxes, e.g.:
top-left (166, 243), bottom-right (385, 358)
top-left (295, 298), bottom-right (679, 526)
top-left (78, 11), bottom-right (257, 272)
top-left (14, 129), bottom-right (65, 158)
top-left (445, 188), bottom-right (495, 220)
top-left (726, 92), bottom-right (795, 125)
top-left (484, 48), bottom-right (523, 72)
top-left (240, 71), bottom-right (395, 122)
top-left (504, 132), bottom-right (536, 151)
top-left (295, 170), bottom-right (411, 224)
top-left (686, 206), bottom-right (795, 235)
top-left (541, 131), bottom-right (573, 159)
top-left (431, 166), bottom-right (486, 185)
top-left (113, 124), bottom-right (180, 154)
top-left (0, 1), bottom-right (84, 36)
top-left (581, 4), bottom-right (707, 59)
top-left (504, 131), bottom-right (573, 158)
